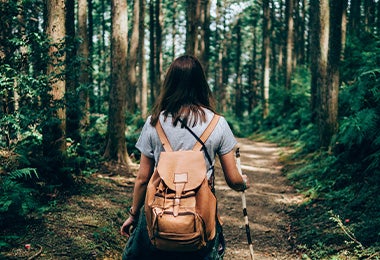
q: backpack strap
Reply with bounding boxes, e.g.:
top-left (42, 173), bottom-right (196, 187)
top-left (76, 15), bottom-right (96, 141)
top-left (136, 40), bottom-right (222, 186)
top-left (179, 114), bottom-right (220, 166)
top-left (180, 114), bottom-right (220, 192)
top-left (156, 120), bottom-right (173, 152)
top-left (193, 114), bottom-right (220, 151)
top-left (156, 114), bottom-right (220, 155)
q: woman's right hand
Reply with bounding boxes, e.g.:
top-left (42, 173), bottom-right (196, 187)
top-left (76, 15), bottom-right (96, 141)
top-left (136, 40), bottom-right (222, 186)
top-left (241, 174), bottom-right (249, 190)
top-left (219, 151), bottom-right (251, 192)
top-left (120, 216), bottom-right (137, 238)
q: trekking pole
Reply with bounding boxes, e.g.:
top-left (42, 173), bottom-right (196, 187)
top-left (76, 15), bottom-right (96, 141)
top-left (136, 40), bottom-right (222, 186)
top-left (236, 147), bottom-right (254, 260)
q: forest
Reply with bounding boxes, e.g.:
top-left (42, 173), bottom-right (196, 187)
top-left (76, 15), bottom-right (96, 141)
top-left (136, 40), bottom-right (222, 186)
top-left (1, 0), bottom-right (379, 259)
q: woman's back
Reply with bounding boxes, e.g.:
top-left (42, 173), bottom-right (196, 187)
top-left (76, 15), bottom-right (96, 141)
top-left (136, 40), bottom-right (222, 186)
top-left (136, 108), bottom-right (236, 179)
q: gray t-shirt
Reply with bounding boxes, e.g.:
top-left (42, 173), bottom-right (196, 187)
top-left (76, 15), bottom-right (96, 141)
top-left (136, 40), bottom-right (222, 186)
top-left (135, 109), bottom-right (237, 179)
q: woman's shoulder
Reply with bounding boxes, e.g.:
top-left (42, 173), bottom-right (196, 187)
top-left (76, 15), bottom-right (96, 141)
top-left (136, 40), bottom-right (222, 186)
top-left (205, 110), bottom-right (227, 126)
top-left (140, 115), bottom-right (156, 134)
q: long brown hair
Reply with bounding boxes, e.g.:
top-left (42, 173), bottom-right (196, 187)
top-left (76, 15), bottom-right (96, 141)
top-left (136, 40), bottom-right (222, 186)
top-left (150, 55), bottom-right (216, 127)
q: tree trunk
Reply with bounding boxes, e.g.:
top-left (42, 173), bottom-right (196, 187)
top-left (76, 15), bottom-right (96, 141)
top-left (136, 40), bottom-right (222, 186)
top-left (348, 0), bottom-right (361, 35)
top-left (285, 0), bottom-right (294, 91)
top-left (310, 0), bottom-right (321, 123)
top-left (127, 0), bottom-right (139, 112)
top-left (321, 0), bottom-right (346, 148)
top-left (65, 0), bottom-right (80, 142)
top-left (341, 1), bottom-right (348, 61)
top-left (363, 0), bottom-right (374, 33)
top-left (88, 0), bottom-right (94, 111)
top-left (104, 0), bottom-right (130, 166)
top-left (138, 0), bottom-right (148, 118)
top-left (100, 0), bottom-right (108, 112)
top-left (220, 11), bottom-right (230, 114)
top-left (262, 0), bottom-right (271, 119)
top-left (171, 0), bottom-right (177, 59)
top-left (155, 0), bottom-right (163, 93)
top-left (248, 20), bottom-right (259, 115)
top-left (273, 0), bottom-right (283, 86)
top-left (214, 0), bottom-right (223, 112)
top-left (234, 18), bottom-right (243, 118)
top-left (44, 0), bottom-right (68, 183)
top-left (299, 0), bottom-right (306, 65)
top-left (185, 0), bottom-right (200, 55)
top-left (149, 0), bottom-right (156, 105)
top-left (199, 0), bottom-right (211, 77)
top-left (310, 0), bottom-right (330, 148)
top-left (78, 0), bottom-right (90, 128)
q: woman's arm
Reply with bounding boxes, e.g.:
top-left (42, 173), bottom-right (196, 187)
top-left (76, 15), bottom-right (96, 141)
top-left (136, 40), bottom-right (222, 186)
top-left (120, 154), bottom-right (155, 237)
top-left (219, 150), bottom-right (249, 191)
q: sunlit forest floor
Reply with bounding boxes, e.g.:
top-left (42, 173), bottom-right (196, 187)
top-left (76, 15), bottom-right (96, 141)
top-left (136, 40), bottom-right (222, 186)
top-left (219, 138), bottom-right (303, 259)
top-left (1, 138), bottom-right (303, 259)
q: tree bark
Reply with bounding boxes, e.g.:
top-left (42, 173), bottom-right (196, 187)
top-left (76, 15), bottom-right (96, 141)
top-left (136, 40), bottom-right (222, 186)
top-left (88, 0), bottom-right (94, 111)
top-left (149, 0), bottom-right (156, 105)
top-left (127, 0), bottom-right (140, 112)
top-left (214, 0), bottom-right (223, 112)
top-left (185, 0), bottom-right (201, 55)
top-left (104, 0), bottom-right (130, 166)
top-left (78, 0), bottom-right (90, 128)
top-left (65, 0), bottom-right (80, 142)
top-left (248, 20), bottom-right (259, 115)
top-left (262, 0), bottom-right (271, 119)
top-left (363, 0), bottom-right (375, 33)
top-left (234, 18), bottom-right (243, 118)
top-left (199, 0), bottom-right (211, 77)
top-left (312, 0), bottom-right (346, 148)
top-left (309, 0), bottom-right (323, 123)
top-left (44, 0), bottom-right (67, 182)
top-left (321, 0), bottom-right (346, 148)
top-left (348, 0), bottom-right (361, 35)
top-left (155, 0), bottom-right (163, 92)
top-left (285, 0), bottom-right (294, 91)
top-left (138, 0), bottom-right (148, 118)
top-left (171, 0), bottom-right (177, 59)
top-left (299, 0), bottom-right (306, 65)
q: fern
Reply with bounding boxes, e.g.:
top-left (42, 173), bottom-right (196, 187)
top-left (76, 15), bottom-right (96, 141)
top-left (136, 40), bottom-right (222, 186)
top-left (0, 168), bottom-right (43, 225)
top-left (8, 168), bottom-right (38, 180)
top-left (338, 108), bottom-right (379, 148)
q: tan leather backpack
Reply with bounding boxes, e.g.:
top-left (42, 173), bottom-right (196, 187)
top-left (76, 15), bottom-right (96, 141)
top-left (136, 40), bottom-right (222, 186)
top-left (144, 115), bottom-right (220, 252)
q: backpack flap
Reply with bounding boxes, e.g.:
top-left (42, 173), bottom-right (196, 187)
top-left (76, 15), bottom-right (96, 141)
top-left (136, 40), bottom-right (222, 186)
top-left (157, 150), bottom-right (207, 191)
top-left (157, 150), bottom-right (207, 217)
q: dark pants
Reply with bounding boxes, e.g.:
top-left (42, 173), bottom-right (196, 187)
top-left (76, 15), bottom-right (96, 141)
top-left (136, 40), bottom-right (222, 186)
top-left (122, 210), bottom-right (225, 260)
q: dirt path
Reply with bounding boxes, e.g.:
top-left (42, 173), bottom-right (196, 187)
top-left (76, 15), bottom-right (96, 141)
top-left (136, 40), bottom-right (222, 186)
top-left (1, 138), bottom-right (303, 259)
top-left (215, 138), bottom-right (303, 260)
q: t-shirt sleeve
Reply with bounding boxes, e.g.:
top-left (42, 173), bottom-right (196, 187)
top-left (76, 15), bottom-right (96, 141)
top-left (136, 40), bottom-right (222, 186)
top-left (135, 117), bottom-right (155, 159)
top-left (217, 116), bottom-right (237, 155)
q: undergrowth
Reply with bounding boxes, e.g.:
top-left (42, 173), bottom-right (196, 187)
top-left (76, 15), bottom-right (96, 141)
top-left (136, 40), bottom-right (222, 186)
top-left (0, 111), bottom-right (143, 251)
top-left (249, 35), bottom-right (380, 259)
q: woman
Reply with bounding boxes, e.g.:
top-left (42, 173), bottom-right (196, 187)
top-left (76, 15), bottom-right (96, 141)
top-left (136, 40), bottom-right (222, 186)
top-left (120, 55), bottom-right (248, 259)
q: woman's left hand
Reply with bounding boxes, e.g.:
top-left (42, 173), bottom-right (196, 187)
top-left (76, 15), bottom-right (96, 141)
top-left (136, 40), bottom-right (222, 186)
top-left (120, 216), bottom-right (137, 238)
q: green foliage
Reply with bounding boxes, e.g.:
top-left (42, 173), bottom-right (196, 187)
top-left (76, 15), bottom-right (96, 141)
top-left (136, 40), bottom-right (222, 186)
top-left (125, 111), bottom-right (146, 159)
top-left (8, 168), bottom-right (38, 180)
top-left (252, 67), bottom-right (317, 151)
top-left (224, 111), bottom-right (256, 137)
top-left (0, 167), bottom-right (45, 227)
top-left (283, 36), bottom-right (380, 258)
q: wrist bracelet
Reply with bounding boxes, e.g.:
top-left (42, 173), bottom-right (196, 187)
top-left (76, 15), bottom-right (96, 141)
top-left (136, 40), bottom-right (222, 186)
top-left (242, 182), bottom-right (247, 191)
top-left (128, 207), bottom-right (138, 218)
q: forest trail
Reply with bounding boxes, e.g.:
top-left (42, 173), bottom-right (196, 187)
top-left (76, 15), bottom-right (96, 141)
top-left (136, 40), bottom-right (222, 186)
top-left (1, 138), bottom-right (304, 260)
top-left (216, 138), bottom-right (303, 260)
